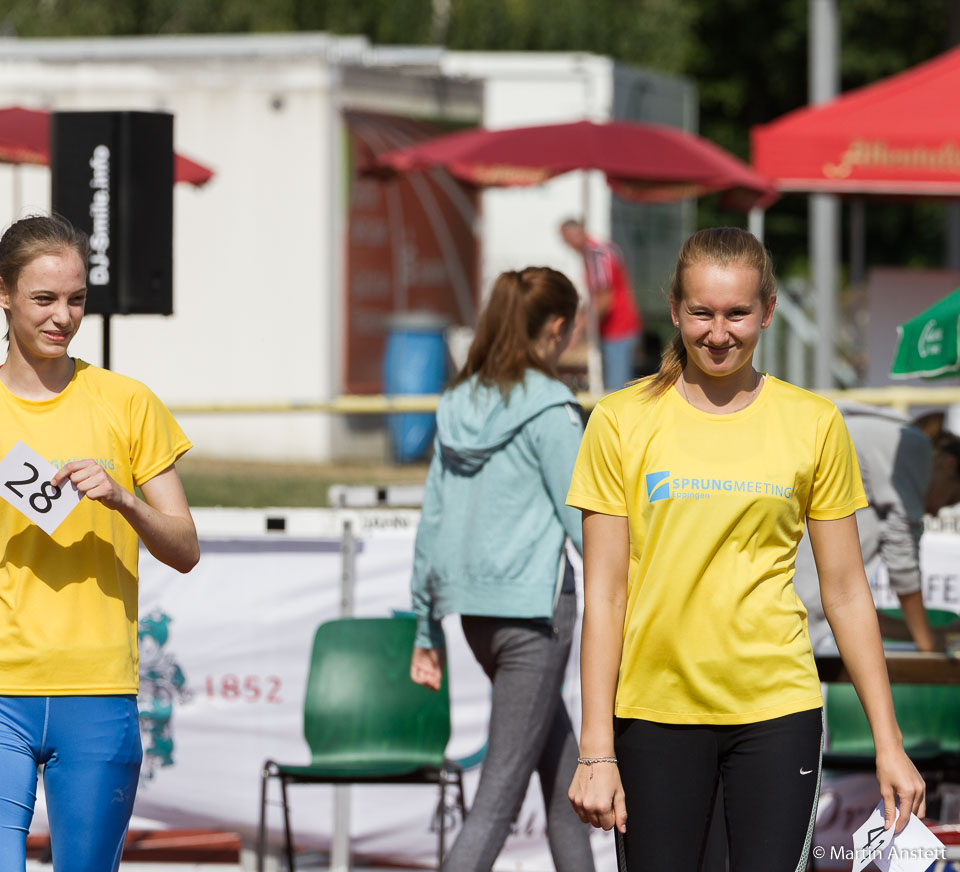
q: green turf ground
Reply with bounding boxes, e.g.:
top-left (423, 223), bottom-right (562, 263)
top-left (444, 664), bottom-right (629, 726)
top-left (176, 456), bottom-right (430, 508)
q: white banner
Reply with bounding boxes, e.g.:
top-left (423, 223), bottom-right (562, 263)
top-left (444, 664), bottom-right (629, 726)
top-left (871, 531), bottom-right (960, 614)
top-left (35, 510), bottom-right (960, 868)
top-left (27, 508), bottom-right (614, 870)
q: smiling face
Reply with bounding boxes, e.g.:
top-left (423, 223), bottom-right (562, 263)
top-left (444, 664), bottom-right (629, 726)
top-left (0, 250), bottom-right (87, 363)
top-left (671, 261), bottom-right (775, 380)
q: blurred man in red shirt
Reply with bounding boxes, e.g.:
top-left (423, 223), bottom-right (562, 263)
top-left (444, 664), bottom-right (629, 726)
top-left (560, 219), bottom-right (643, 391)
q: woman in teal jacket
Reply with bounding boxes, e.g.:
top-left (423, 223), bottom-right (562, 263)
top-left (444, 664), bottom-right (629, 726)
top-left (410, 266), bottom-right (596, 872)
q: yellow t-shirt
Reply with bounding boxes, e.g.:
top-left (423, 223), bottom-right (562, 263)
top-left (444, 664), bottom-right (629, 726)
top-left (0, 360), bottom-right (192, 695)
top-left (567, 375), bottom-right (867, 725)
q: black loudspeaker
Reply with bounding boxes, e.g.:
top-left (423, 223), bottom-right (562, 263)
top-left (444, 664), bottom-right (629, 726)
top-left (50, 111), bottom-right (174, 315)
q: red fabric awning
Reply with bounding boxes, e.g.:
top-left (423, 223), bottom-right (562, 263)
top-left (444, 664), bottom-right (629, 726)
top-left (0, 105), bottom-right (214, 186)
top-left (751, 46), bottom-right (960, 196)
top-left (378, 119), bottom-right (779, 212)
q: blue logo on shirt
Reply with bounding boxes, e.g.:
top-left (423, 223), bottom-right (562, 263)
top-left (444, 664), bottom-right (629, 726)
top-left (644, 470), bottom-right (794, 503)
top-left (646, 471), bottom-right (671, 502)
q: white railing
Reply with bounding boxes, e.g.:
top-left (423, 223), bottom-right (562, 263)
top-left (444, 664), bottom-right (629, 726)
top-left (758, 281), bottom-right (859, 389)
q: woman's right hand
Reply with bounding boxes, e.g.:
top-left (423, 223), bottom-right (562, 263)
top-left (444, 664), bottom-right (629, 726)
top-left (568, 760), bottom-right (627, 833)
top-left (410, 646), bottom-right (444, 691)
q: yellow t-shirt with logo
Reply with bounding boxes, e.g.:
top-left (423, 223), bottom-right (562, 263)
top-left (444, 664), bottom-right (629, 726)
top-left (567, 375), bottom-right (867, 725)
top-left (0, 360), bottom-right (191, 695)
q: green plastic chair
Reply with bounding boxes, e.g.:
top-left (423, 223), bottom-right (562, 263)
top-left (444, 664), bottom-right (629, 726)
top-left (824, 610), bottom-right (960, 773)
top-left (256, 616), bottom-right (465, 871)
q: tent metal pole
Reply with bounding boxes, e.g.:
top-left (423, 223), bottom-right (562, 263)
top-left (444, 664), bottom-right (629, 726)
top-left (948, 4), bottom-right (960, 269)
top-left (947, 202), bottom-right (960, 270)
top-left (849, 198), bottom-right (866, 287)
top-left (748, 208), bottom-right (765, 243)
top-left (810, 0), bottom-right (840, 388)
top-left (849, 197), bottom-right (867, 386)
top-left (811, 195), bottom-right (839, 388)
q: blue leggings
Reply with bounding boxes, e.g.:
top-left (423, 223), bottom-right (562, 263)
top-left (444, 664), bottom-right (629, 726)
top-left (0, 695), bottom-right (142, 872)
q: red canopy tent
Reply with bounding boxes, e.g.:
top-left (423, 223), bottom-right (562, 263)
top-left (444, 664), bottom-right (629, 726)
top-left (751, 46), bottom-right (960, 196)
top-left (0, 105), bottom-right (215, 186)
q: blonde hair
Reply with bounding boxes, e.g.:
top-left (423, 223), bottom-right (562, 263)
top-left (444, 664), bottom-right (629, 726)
top-left (643, 227), bottom-right (776, 398)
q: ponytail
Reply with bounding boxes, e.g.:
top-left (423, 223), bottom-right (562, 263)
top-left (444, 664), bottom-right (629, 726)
top-left (452, 266), bottom-right (579, 397)
top-left (643, 334), bottom-right (687, 398)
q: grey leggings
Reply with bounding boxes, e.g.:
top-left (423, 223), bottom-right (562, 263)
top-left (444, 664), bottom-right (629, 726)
top-left (444, 591), bottom-right (596, 872)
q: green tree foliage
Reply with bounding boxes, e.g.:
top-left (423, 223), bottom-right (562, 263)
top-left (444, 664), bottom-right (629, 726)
top-left (289, 0), bottom-right (434, 45)
top-left (0, 0), bottom-right (694, 73)
top-left (0, 0), bottom-right (296, 35)
top-left (3, 0), bottom-right (955, 273)
top-left (444, 0), bottom-right (695, 75)
top-left (687, 0), bottom-right (958, 273)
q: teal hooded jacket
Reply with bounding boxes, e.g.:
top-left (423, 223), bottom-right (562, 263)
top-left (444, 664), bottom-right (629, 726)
top-left (411, 370), bottom-right (584, 649)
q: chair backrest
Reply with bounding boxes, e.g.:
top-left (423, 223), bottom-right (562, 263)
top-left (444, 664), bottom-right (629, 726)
top-left (302, 616), bottom-right (451, 776)
top-left (826, 610), bottom-right (960, 757)
top-left (826, 682), bottom-right (960, 756)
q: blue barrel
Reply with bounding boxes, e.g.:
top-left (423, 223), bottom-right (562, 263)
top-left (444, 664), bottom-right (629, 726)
top-left (383, 313), bottom-right (448, 463)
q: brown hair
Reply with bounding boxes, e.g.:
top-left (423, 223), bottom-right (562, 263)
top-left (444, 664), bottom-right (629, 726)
top-left (644, 227), bottom-right (776, 398)
top-left (0, 213), bottom-right (89, 296)
top-left (911, 411), bottom-right (946, 442)
top-left (935, 431), bottom-right (960, 466)
top-left (452, 266), bottom-right (579, 396)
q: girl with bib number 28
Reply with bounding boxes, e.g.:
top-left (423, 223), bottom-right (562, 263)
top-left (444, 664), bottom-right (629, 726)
top-left (0, 214), bottom-right (199, 872)
top-left (566, 228), bottom-right (924, 872)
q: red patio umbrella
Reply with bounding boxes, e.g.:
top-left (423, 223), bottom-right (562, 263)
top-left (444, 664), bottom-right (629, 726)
top-left (0, 105), bottom-right (214, 186)
top-left (376, 118), bottom-right (777, 393)
top-left (376, 119), bottom-right (778, 212)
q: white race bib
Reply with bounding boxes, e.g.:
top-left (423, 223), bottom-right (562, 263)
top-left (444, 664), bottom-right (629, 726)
top-left (0, 441), bottom-right (83, 536)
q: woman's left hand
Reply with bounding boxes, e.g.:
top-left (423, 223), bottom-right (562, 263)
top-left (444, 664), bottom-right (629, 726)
top-left (52, 460), bottom-right (131, 512)
top-left (876, 746), bottom-right (926, 834)
top-left (410, 646), bottom-right (444, 691)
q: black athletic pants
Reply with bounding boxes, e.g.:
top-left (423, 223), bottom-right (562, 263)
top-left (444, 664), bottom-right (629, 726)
top-left (613, 708), bottom-right (823, 872)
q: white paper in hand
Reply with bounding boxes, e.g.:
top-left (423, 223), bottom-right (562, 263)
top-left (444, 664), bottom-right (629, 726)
top-left (851, 804), bottom-right (894, 872)
top-left (886, 812), bottom-right (946, 872)
top-left (0, 441), bottom-right (82, 536)
top-left (851, 803), bottom-right (946, 872)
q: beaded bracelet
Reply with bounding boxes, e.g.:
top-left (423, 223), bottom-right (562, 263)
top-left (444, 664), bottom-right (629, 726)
top-left (577, 756), bottom-right (618, 765)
